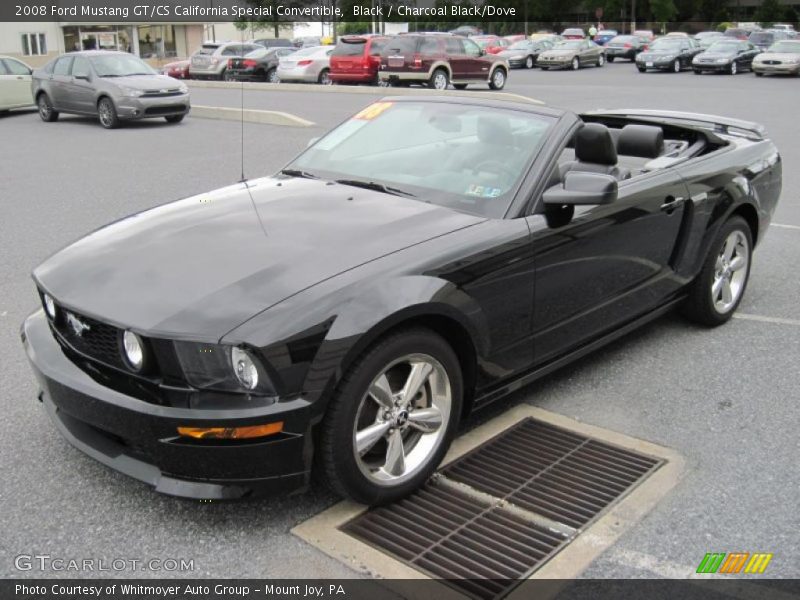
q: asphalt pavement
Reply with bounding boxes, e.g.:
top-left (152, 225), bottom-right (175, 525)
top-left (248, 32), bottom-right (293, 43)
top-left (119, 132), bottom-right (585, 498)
top-left (1, 62), bottom-right (798, 580)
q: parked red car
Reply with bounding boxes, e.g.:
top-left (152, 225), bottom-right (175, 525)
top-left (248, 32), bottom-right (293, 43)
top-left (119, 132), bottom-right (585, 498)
top-left (160, 59), bottom-right (189, 79)
top-left (329, 35), bottom-right (387, 85)
top-left (472, 35), bottom-right (510, 54)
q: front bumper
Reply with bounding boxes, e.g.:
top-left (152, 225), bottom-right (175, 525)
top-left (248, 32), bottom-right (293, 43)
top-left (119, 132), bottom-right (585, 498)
top-left (378, 71), bottom-right (427, 82)
top-left (22, 310), bottom-right (312, 499)
top-left (692, 63), bottom-right (731, 72)
top-left (637, 58), bottom-right (678, 70)
top-left (330, 71), bottom-right (377, 82)
top-left (115, 93), bottom-right (190, 120)
top-left (536, 58), bottom-right (573, 68)
top-left (752, 62), bottom-right (800, 74)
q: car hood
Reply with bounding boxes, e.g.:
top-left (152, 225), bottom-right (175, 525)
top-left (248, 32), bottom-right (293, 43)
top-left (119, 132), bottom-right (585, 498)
top-left (33, 177), bottom-right (484, 341)
top-left (542, 50), bottom-right (576, 57)
top-left (638, 49), bottom-right (682, 57)
top-left (755, 52), bottom-right (800, 60)
top-left (102, 74), bottom-right (182, 90)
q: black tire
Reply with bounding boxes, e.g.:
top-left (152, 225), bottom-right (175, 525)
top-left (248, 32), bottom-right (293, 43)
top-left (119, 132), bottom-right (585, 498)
top-left (608, 55), bottom-right (615, 63)
top-left (571, 56), bottom-right (580, 71)
top-left (540, 66), bottom-right (549, 70)
top-left (637, 66), bottom-right (647, 72)
top-left (693, 69), bottom-right (702, 75)
top-left (672, 59), bottom-right (681, 73)
top-left (97, 97), bottom-right (119, 129)
top-left (319, 328), bottom-right (463, 505)
top-left (755, 71), bottom-right (764, 77)
top-left (219, 68), bottom-right (228, 81)
top-left (453, 83), bottom-right (468, 90)
top-left (165, 114), bottom-right (184, 124)
top-left (318, 68), bottom-right (331, 85)
top-left (596, 54), bottom-right (605, 67)
top-left (680, 216), bottom-right (753, 327)
top-left (37, 93), bottom-right (59, 122)
top-left (429, 68), bottom-right (449, 90)
top-left (525, 55), bottom-right (534, 69)
top-left (266, 67), bottom-right (279, 83)
top-left (729, 61), bottom-right (738, 75)
top-left (488, 67), bottom-right (506, 90)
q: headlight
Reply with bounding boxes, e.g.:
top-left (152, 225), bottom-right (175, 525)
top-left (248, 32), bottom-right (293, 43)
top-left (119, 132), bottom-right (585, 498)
top-left (122, 330), bottom-right (145, 371)
top-left (178, 84), bottom-right (188, 93)
top-left (660, 55), bottom-right (676, 61)
top-left (43, 293), bottom-right (57, 319)
top-left (119, 86), bottom-right (144, 97)
top-left (173, 341), bottom-right (275, 395)
top-left (716, 58), bottom-right (729, 64)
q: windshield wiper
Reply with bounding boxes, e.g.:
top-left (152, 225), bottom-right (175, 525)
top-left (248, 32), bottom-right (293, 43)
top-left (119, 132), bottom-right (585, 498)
top-left (334, 179), bottom-right (416, 198)
top-left (279, 168), bottom-right (319, 179)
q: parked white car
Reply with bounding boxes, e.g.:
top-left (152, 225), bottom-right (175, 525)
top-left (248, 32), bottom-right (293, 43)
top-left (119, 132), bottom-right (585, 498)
top-left (0, 55), bottom-right (34, 111)
top-left (277, 46), bottom-right (334, 84)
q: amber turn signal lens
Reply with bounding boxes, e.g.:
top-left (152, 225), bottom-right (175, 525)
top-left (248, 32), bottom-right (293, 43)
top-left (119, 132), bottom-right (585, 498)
top-left (177, 422), bottom-right (283, 440)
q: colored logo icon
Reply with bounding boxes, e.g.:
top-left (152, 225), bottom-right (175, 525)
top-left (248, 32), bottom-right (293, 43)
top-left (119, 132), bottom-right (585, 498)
top-left (696, 552), bottom-right (773, 574)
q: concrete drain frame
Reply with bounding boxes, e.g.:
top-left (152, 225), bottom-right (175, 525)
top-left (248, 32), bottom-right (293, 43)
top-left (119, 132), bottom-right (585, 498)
top-left (292, 405), bottom-right (685, 599)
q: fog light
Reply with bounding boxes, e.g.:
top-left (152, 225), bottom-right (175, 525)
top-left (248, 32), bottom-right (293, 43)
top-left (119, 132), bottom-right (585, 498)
top-left (43, 294), bottom-right (57, 319)
top-left (231, 347), bottom-right (258, 390)
top-left (122, 330), bottom-right (144, 371)
top-left (177, 422), bottom-right (284, 439)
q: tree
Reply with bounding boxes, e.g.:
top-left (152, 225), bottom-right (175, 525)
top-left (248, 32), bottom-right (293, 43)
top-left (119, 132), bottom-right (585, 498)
top-left (650, 0), bottom-right (677, 29)
top-left (755, 0), bottom-right (783, 26)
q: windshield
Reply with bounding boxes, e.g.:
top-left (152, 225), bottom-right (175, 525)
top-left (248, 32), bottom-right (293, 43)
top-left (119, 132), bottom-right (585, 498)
top-left (288, 101), bottom-right (554, 218)
top-left (333, 39), bottom-right (366, 56)
top-left (555, 41), bottom-right (583, 49)
top-left (508, 41), bottom-right (533, 50)
top-left (91, 55), bottom-right (155, 77)
top-left (768, 41), bottom-right (800, 53)
top-left (649, 39), bottom-right (684, 50)
top-left (707, 41), bottom-right (741, 52)
top-left (245, 48), bottom-right (269, 58)
top-left (609, 36), bottom-right (636, 43)
top-left (749, 33), bottom-right (774, 43)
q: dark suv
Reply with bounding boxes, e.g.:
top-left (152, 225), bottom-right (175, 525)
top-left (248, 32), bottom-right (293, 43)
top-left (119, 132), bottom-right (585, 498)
top-left (330, 35), bottom-right (387, 85)
top-left (378, 34), bottom-right (509, 90)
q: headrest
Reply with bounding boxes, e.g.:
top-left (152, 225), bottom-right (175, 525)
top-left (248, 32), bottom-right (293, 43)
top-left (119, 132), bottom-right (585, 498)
top-left (478, 115), bottom-right (513, 146)
top-left (574, 123), bottom-right (617, 166)
top-left (617, 124), bottom-right (664, 158)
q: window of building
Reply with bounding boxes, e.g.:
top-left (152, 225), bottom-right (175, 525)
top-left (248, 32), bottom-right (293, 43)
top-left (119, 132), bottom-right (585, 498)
top-left (21, 33), bottom-right (47, 56)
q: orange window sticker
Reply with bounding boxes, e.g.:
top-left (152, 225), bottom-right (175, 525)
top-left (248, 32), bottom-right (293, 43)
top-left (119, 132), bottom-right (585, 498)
top-left (353, 101), bottom-right (394, 120)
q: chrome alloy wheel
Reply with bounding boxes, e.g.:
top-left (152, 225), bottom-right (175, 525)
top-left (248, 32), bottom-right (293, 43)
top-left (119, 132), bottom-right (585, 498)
top-left (432, 71), bottom-right (448, 89)
top-left (712, 230), bottom-right (749, 313)
top-left (38, 95), bottom-right (51, 119)
top-left (353, 354), bottom-right (451, 485)
top-left (98, 99), bottom-right (114, 127)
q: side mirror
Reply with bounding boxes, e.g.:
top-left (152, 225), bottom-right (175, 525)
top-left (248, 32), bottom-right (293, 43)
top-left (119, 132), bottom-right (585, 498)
top-left (543, 172), bottom-right (618, 206)
top-left (479, 49), bottom-right (486, 56)
top-left (306, 136), bottom-right (319, 148)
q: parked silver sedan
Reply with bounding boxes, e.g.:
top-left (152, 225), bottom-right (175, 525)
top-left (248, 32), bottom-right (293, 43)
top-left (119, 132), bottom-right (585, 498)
top-left (32, 51), bottom-right (189, 129)
top-left (276, 46), bottom-right (334, 84)
top-left (0, 55), bottom-right (34, 111)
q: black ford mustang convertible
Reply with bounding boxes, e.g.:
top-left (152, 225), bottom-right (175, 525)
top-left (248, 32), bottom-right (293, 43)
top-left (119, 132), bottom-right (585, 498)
top-left (22, 97), bottom-right (781, 504)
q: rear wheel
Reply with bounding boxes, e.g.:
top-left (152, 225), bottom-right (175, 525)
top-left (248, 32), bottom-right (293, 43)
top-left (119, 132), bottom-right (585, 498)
top-left (488, 68), bottom-right (506, 90)
top-left (97, 97), bottom-right (119, 129)
top-left (608, 55), bottom-right (615, 63)
top-left (165, 115), bottom-right (184, 124)
top-left (525, 55), bottom-right (534, 69)
top-left (320, 328), bottom-right (463, 504)
top-left (37, 93), bottom-right (59, 122)
top-left (429, 68), bottom-right (449, 90)
top-left (571, 56), bottom-right (580, 70)
top-left (672, 59), bottom-right (681, 73)
top-left (681, 216), bottom-right (752, 326)
top-left (318, 69), bottom-right (331, 85)
top-left (596, 54), bottom-right (605, 67)
top-left (266, 68), bottom-right (279, 83)
top-left (729, 61), bottom-right (738, 75)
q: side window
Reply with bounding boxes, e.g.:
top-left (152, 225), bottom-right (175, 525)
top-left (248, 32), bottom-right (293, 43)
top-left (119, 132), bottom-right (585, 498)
top-left (4, 58), bottom-right (31, 75)
top-left (72, 56), bottom-right (90, 78)
top-left (53, 57), bottom-right (73, 76)
top-left (445, 38), bottom-right (464, 54)
top-left (221, 45), bottom-right (240, 56)
top-left (464, 39), bottom-right (482, 57)
top-left (419, 38), bottom-right (440, 55)
top-left (0, 61), bottom-right (8, 75)
top-left (369, 40), bottom-right (386, 56)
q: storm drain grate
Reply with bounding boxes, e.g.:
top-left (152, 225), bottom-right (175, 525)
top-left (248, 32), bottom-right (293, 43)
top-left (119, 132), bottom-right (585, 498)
top-left (343, 418), bottom-right (663, 599)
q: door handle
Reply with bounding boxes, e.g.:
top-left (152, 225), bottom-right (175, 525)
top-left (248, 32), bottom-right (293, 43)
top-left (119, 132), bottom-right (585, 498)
top-left (16, 76), bottom-right (25, 80)
top-left (660, 196), bottom-right (685, 213)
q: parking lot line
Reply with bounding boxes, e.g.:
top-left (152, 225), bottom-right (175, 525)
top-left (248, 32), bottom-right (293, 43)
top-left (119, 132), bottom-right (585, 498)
top-left (772, 223), bottom-right (800, 231)
top-left (734, 313), bottom-right (800, 327)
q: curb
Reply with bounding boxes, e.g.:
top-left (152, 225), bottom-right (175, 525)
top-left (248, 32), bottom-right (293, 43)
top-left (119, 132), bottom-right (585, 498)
top-left (186, 79), bottom-right (543, 105)
top-left (191, 105), bottom-right (315, 128)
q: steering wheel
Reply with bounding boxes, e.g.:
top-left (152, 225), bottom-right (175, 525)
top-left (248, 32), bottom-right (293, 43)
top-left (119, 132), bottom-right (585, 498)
top-left (473, 159), bottom-right (518, 182)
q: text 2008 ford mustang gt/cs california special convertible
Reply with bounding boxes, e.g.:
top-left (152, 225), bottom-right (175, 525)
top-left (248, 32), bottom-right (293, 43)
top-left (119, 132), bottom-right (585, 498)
top-left (22, 97), bottom-right (781, 504)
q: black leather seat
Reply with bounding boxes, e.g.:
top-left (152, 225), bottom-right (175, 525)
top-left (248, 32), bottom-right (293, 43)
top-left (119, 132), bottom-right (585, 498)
top-left (617, 124), bottom-right (664, 158)
top-left (561, 123), bottom-right (630, 181)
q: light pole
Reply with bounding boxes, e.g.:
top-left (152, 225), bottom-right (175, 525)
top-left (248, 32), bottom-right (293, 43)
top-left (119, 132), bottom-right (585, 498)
top-left (630, 0), bottom-right (636, 34)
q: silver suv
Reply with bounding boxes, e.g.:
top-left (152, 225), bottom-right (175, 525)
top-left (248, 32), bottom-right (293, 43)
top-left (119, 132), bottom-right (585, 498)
top-left (189, 42), bottom-right (261, 80)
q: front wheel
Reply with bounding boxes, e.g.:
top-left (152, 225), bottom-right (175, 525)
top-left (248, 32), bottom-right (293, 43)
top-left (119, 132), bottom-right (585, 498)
top-left (571, 57), bottom-right (580, 70)
top-left (525, 55), bottom-right (534, 69)
top-left (693, 69), bottom-right (702, 75)
top-left (672, 59), bottom-right (681, 73)
top-left (37, 93), bottom-right (59, 122)
top-left (165, 114), bottom-right (184, 124)
top-left (319, 328), bottom-right (463, 505)
top-left (318, 69), bottom-right (331, 85)
top-left (596, 54), bottom-right (605, 67)
top-left (266, 67), bottom-right (279, 83)
top-left (608, 55), bottom-right (615, 63)
top-left (97, 97), bottom-right (119, 129)
top-left (637, 65), bottom-right (647, 72)
top-left (729, 61), bottom-right (738, 75)
top-left (489, 68), bottom-right (506, 90)
top-left (755, 71), bottom-right (764, 77)
top-left (681, 216), bottom-right (752, 326)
